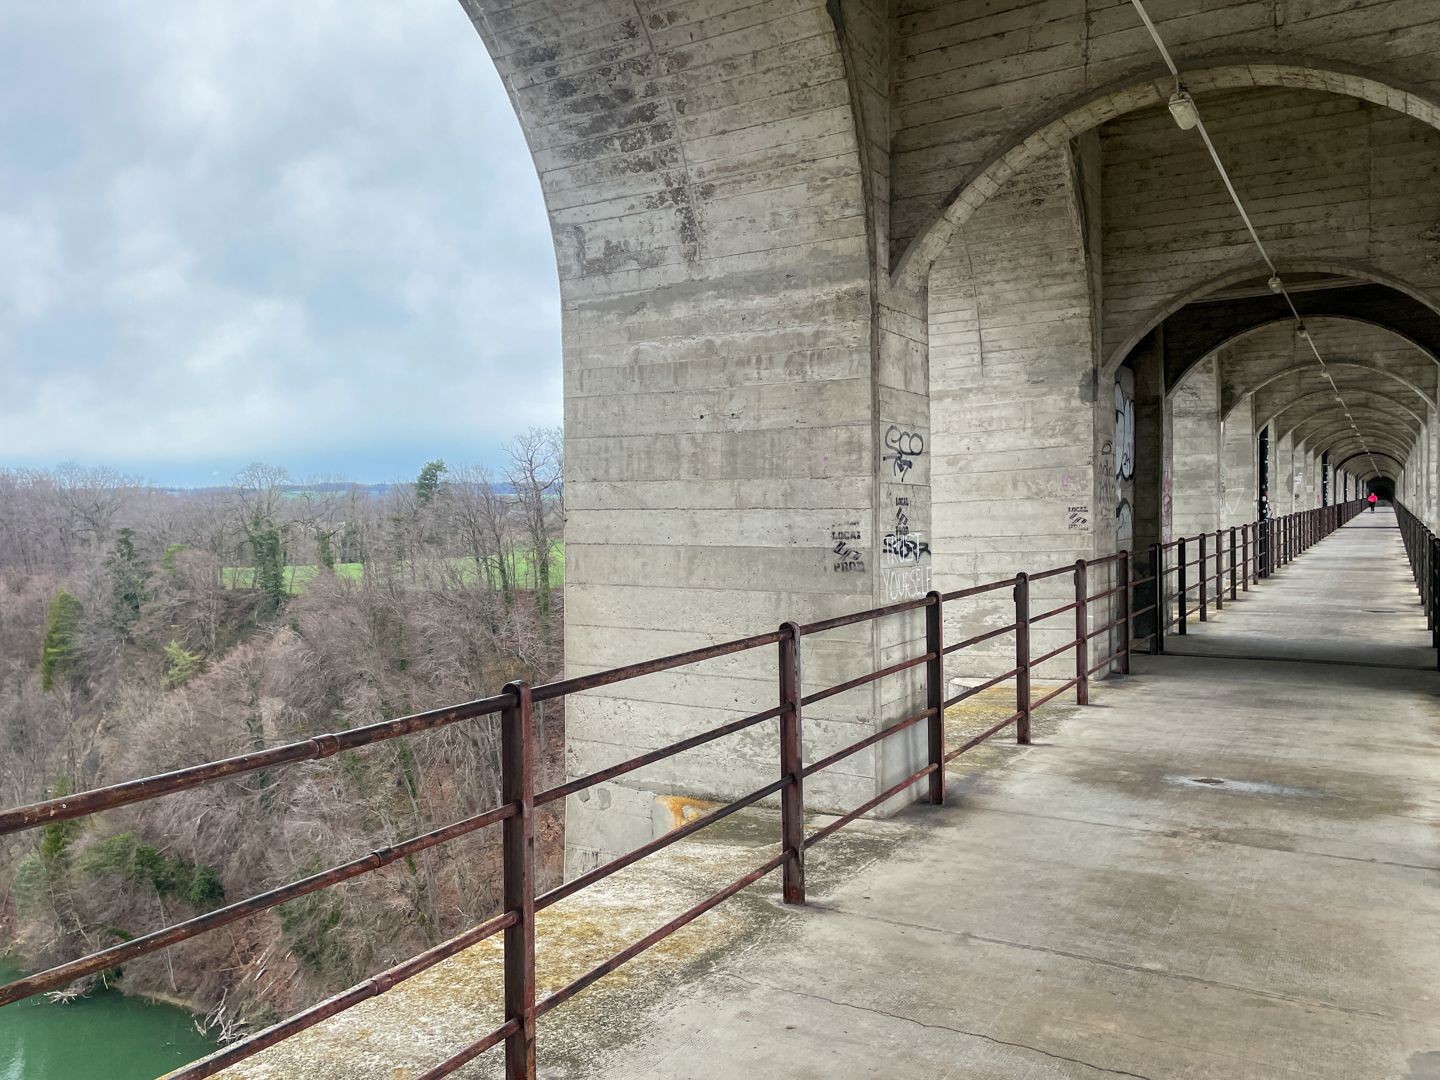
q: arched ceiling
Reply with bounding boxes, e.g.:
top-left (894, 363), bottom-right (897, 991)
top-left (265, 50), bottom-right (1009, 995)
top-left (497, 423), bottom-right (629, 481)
top-left (1165, 284), bottom-right (1440, 392)
top-left (1216, 317), bottom-right (1438, 420)
top-left (1170, 314), bottom-right (1435, 487)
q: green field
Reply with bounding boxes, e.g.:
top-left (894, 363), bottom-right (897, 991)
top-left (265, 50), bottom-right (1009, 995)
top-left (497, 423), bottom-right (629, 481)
top-left (223, 545), bottom-right (564, 594)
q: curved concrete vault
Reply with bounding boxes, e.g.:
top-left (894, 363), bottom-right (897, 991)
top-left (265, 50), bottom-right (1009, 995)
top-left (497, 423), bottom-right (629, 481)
top-left (459, 0), bottom-right (1440, 866)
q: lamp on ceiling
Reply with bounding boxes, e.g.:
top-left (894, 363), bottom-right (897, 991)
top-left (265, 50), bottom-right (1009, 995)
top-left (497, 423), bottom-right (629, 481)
top-left (1168, 88), bottom-right (1200, 131)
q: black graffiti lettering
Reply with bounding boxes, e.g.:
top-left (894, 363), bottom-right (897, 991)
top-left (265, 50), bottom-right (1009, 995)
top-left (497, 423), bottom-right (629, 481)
top-left (881, 533), bottom-right (930, 564)
top-left (882, 425), bottom-right (926, 480)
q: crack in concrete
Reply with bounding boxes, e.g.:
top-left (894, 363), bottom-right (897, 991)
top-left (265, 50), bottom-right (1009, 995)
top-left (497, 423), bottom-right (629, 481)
top-left (827, 906), bottom-right (1396, 1022)
top-left (719, 972), bottom-right (1157, 1080)
top-left (958, 804), bottom-right (1440, 872)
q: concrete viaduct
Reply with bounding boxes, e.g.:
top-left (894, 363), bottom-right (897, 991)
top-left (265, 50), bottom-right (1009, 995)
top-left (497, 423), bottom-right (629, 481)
top-left (455, 0), bottom-right (1440, 872)
top-left (8, 5), bottom-right (1440, 1079)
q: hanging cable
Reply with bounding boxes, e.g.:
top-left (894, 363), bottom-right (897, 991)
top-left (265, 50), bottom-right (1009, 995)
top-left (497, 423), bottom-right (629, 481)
top-left (1128, 0), bottom-right (1381, 480)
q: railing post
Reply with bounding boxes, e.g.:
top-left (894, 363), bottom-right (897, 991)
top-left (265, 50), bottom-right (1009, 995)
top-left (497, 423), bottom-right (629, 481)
top-left (1430, 540), bottom-right (1440, 658)
top-left (1074, 559), bottom-right (1089, 705)
top-left (1229, 527), bottom-right (1238, 600)
top-left (1177, 537), bottom-right (1188, 634)
top-left (778, 621), bottom-right (805, 904)
top-left (1150, 542), bottom-right (1165, 654)
top-left (1242, 523), bottom-right (1250, 590)
top-left (1197, 533), bottom-right (1207, 621)
top-left (925, 593), bottom-right (945, 806)
top-left (1014, 573), bottom-right (1031, 744)
top-left (1118, 550), bottom-right (1132, 675)
top-left (1213, 530), bottom-right (1223, 612)
top-left (500, 680), bottom-right (537, 1080)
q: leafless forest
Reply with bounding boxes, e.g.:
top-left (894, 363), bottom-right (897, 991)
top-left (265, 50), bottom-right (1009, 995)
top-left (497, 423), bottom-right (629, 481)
top-left (0, 429), bottom-right (565, 1036)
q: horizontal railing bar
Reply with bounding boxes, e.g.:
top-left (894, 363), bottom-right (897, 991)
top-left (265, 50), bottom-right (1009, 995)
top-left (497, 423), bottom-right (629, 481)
top-left (943, 623), bottom-right (1017, 654)
top-left (798, 596), bottom-right (931, 636)
top-left (1086, 552), bottom-right (1126, 566)
top-left (1031, 679), bottom-right (1080, 709)
top-left (801, 707), bottom-right (933, 779)
top-left (803, 763), bottom-right (936, 850)
top-left (1129, 573), bottom-right (1157, 587)
top-left (535, 778), bottom-right (787, 912)
top-left (1086, 584), bottom-right (1124, 602)
top-left (533, 630), bottom-right (785, 702)
top-left (944, 710), bottom-right (1024, 761)
top-left (0, 800), bottom-right (517, 1008)
top-left (1028, 564), bottom-right (1076, 582)
top-left (1031, 601), bottom-right (1078, 624)
top-left (1130, 603), bottom-right (1157, 618)
top-left (0, 692), bottom-right (516, 837)
top-left (412, 1021), bottom-right (518, 1080)
top-left (1086, 618), bottom-right (1119, 641)
top-left (941, 578), bottom-right (1014, 601)
top-left (535, 851), bottom-right (786, 1020)
top-left (533, 706), bottom-right (784, 808)
top-left (1031, 639), bottom-right (1078, 667)
top-left (168, 908), bottom-right (517, 1079)
top-left (800, 651), bottom-right (933, 708)
top-left (1087, 654), bottom-right (1118, 677)
top-left (943, 666), bottom-right (1022, 708)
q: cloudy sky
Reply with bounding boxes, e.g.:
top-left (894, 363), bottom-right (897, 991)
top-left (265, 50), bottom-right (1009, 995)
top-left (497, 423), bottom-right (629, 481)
top-left (0, 1), bottom-right (560, 487)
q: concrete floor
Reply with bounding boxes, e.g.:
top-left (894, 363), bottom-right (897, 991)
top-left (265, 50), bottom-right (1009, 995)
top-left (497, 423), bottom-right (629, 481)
top-left (582, 511), bottom-right (1440, 1080)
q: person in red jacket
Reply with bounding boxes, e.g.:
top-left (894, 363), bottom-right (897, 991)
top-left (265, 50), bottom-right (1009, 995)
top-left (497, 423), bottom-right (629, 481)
top-left (1368, 492), bottom-right (1378, 512)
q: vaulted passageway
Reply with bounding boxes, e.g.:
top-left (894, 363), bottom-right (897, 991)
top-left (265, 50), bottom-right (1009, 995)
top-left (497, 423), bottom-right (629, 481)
top-left (577, 509), bottom-right (1440, 1079)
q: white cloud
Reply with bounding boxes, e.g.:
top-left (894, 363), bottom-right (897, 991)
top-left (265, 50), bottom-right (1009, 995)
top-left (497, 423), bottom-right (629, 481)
top-left (0, 0), bottom-right (560, 483)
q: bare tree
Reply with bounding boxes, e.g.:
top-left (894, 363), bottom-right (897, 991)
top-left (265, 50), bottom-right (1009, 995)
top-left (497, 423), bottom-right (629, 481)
top-left (447, 463), bottom-right (514, 598)
top-left (505, 428), bottom-right (563, 626)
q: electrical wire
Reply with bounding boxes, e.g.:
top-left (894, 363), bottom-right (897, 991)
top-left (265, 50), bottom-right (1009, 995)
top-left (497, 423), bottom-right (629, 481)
top-left (1128, 0), bottom-right (1382, 481)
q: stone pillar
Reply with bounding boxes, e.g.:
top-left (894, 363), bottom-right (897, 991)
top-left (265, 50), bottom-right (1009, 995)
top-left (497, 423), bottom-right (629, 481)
top-left (1221, 398), bottom-right (1256, 528)
top-left (1276, 431), bottom-right (1297, 514)
top-left (1169, 355), bottom-right (1222, 538)
top-left (467, 4), bottom-right (937, 874)
top-left (928, 145), bottom-right (1103, 679)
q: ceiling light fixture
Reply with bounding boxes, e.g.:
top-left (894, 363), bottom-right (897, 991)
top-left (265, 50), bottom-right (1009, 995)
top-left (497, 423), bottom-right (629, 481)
top-left (1168, 89), bottom-right (1200, 130)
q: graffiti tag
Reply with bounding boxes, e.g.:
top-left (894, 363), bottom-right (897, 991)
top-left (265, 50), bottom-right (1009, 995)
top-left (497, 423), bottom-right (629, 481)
top-left (882, 425), bottom-right (925, 481)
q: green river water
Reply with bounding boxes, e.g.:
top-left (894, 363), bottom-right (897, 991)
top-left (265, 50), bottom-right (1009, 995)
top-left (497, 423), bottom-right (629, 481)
top-left (0, 961), bottom-right (215, 1080)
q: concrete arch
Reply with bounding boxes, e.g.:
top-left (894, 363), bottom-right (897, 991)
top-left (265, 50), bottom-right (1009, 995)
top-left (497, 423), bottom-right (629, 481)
top-left (1221, 361), bottom-right (1435, 424)
top-left (1173, 314), bottom-right (1440, 392)
top-left (1309, 428), bottom-right (1415, 465)
top-left (1299, 417), bottom-right (1417, 456)
top-left (1335, 449), bottom-right (1406, 476)
top-left (1108, 261), bottom-right (1440, 379)
top-left (1261, 388), bottom-right (1425, 436)
top-left (1293, 406), bottom-right (1421, 444)
top-left (1307, 434), bottom-right (1405, 466)
top-left (894, 60), bottom-right (1440, 294)
top-left (1313, 426), bottom-right (1411, 460)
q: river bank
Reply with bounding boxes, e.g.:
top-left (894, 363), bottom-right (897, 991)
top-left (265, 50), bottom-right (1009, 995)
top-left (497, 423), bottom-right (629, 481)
top-left (0, 958), bottom-right (215, 1080)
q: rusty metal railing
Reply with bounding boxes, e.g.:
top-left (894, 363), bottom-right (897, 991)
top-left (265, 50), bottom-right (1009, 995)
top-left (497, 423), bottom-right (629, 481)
top-left (1394, 499), bottom-right (1440, 671)
top-left (1152, 501), bottom-right (1365, 638)
top-left (0, 499), bottom-right (1366, 1078)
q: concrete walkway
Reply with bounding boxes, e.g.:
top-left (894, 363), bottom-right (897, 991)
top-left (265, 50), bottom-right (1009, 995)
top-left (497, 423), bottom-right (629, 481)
top-left (584, 511), bottom-right (1440, 1080)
